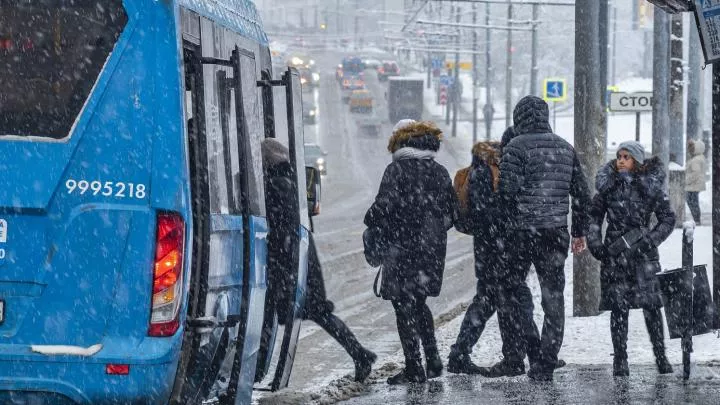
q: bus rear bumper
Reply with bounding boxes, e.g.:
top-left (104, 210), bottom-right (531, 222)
top-left (0, 360), bottom-right (177, 405)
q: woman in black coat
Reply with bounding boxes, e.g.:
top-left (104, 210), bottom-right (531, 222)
top-left (364, 120), bottom-right (457, 385)
top-left (262, 139), bottom-right (376, 382)
top-left (587, 141), bottom-right (675, 377)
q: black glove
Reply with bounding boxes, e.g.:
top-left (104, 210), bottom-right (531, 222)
top-left (630, 235), bottom-right (655, 256)
top-left (588, 244), bottom-right (608, 261)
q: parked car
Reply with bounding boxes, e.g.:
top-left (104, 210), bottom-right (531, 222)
top-left (304, 143), bottom-right (328, 175)
top-left (303, 100), bottom-right (318, 124)
top-left (377, 61), bottom-right (400, 81)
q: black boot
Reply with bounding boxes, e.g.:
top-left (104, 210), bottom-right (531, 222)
top-left (387, 361), bottom-right (426, 385)
top-left (613, 356), bottom-right (629, 377)
top-left (354, 349), bottom-right (377, 382)
top-left (644, 308), bottom-right (673, 375)
top-left (479, 358), bottom-right (525, 378)
top-left (447, 350), bottom-right (484, 375)
top-left (425, 351), bottom-right (443, 379)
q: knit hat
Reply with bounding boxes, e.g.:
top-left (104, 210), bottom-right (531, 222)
top-left (392, 119), bottom-right (416, 134)
top-left (261, 138), bottom-right (290, 168)
top-left (617, 140), bottom-right (645, 164)
top-left (513, 96), bottom-right (552, 134)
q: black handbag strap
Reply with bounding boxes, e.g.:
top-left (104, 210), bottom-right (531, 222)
top-left (373, 266), bottom-right (382, 298)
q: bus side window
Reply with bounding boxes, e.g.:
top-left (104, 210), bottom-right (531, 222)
top-left (237, 51), bottom-right (265, 216)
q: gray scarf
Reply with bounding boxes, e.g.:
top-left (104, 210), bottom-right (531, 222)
top-left (392, 147), bottom-right (437, 161)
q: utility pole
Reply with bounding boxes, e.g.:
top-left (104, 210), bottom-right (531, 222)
top-left (505, 0), bottom-right (513, 129)
top-left (687, 19), bottom-right (702, 142)
top-left (452, 4), bottom-right (461, 138)
top-left (485, 3), bottom-right (492, 140)
top-left (653, 9), bottom-right (671, 176)
top-left (573, 0), bottom-right (605, 317)
top-left (611, 3), bottom-right (618, 85)
top-left (472, 3), bottom-right (479, 144)
top-left (713, 64), bottom-right (720, 329)
top-left (669, 13), bottom-right (684, 165)
top-left (530, 4), bottom-right (539, 96)
top-left (600, 0), bottom-right (608, 113)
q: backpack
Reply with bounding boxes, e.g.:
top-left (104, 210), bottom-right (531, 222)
top-left (453, 166), bottom-right (473, 235)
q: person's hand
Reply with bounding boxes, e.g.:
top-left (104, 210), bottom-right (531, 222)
top-left (571, 237), bottom-right (587, 254)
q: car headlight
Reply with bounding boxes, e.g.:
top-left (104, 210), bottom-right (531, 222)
top-left (309, 109), bottom-right (316, 116)
top-left (312, 73), bottom-right (320, 82)
top-left (318, 164), bottom-right (325, 171)
top-left (300, 78), bottom-right (307, 85)
top-left (316, 158), bottom-right (325, 165)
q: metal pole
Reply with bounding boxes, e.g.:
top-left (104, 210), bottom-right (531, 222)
top-left (653, 9), bottom-right (671, 179)
top-left (713, 64), bottom-right (720, 330)
top-left (530, 4), bottom-right (539, 96)
top-left (573, 0), bottom-right (604, 317)
top-left (427, 41), bottom-right (432, 89)
top-left (599, 0), bottom-right (608, 111)
top-left (636, 112), bottom-right (641, 142)
top-left (611, 4), bottom-right (617, 86)
top-left (670, 13), bottom-right (684, 165)
top-left (452, 4), bottom-right (460, 137)
top-left (472, 3), bottom-right (478, 144)
top-left (485, 2), bottom-right (492, 140)
top-left (505, 0), bottom-right (513, 129)
top-left (687, 20), bottom-right (702, 142)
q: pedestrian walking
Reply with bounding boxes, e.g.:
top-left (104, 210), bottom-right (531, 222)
top-left (364, 120), bottom-right (457, 385)
top-left (498, 96), bottom-right (592, 381)
top-left (261, 138), bottom-right (376, 383)
top-left (447, 130), bottom-right (545, 377)
top-left (587, 141), bottom-right (675, 377)
top-left (685, 139), bottom-right (707, 224)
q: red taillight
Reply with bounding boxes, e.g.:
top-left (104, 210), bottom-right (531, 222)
top-left (106, 364), bottom-right (130, 375)
top-left (149, 212), bottom-right (185, 337)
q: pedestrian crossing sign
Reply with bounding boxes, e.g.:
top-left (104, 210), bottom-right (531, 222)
top-left (543, 78), bottom-right (567, 102)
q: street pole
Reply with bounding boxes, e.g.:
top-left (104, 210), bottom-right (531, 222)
top-left (653, 9), bottom-right (671, 180)
top-left (452, 4), bottom-right (461, 138)
top-left (687, 18), bottom-right (702, 142)
top-left (611, 3), bottom-right (618, 85)
top-left (485, 3), bottom-right (492, 140)
top-left (505, 0), bottom-right (513, 129)
top-left (472, 3), bottom-right (478, 144)
top-left (530, 4), bottom-right (539, 96)
top-left (573, 0), bottom-right (604, 317)
top-left (599, 0), bottom-right (608, 113)
top-left (713, 64), bottom-right (720, 329)
top-left (670, 13), bottom-right (684, 165)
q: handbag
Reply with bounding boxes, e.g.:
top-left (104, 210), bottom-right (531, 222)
top-left (607, 227), bottom-right (646, 257)
top-left (363, 226), bottom-right (387, 268)
top-left (373, 266), bottom-right (382, 298)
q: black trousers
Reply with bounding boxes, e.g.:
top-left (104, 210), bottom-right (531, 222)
top-left (503, 227), bottom-right (570, 370)
top-left (452, 279), bottom-right (539, 364)
top-left (610, 306), bottom-right (666, 360)
top-left (306, 308), bottom-right (366, 362)
top-left (391, 296), bottom-right (438, 369)
top-left (686, 191), bottom-right (701, 224)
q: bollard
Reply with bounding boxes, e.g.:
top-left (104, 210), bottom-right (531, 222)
top-left (681, 222), bottom-right (694, 380)
top-left (668, 168), bottom-right (686, 228)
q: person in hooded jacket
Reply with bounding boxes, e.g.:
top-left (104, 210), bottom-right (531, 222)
top-left (447, 130), bottom-right (547, 377)
top-left (364, 120), bottom-right (457, 385)
top-left (498, 96), bottom-right (592, 381)
top-left (587, 141), bottom-right (675, 377)
top-left (685, 139), bottom-right (707, 224)
top-left (262, 138), bottom-right (377, 383)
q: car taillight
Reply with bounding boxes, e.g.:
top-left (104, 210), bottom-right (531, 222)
top-left (149, 212), bottom-right (185, 337)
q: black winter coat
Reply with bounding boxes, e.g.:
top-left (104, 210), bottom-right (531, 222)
top-left (499, 99), bottom-right (591, 236)
top-left (364, 158), bottom-right (456, 300)
top-left (587, 157), bottom-right (675, 310)
top-left (265, 161), bottom-right (300, 322)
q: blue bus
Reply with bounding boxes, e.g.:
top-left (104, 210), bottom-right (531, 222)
top-left (0, 1), bottom-right (311, 403)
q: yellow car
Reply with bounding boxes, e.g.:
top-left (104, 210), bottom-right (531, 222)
top-left (349, 90), bottom-right (373, 113)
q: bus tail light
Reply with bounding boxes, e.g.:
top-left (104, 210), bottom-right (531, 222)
top-left (149, 212), bottom-right (185, 337)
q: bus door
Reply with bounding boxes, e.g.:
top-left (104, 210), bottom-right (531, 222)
top-left (256, 67), bottom-right (311, 391)
top-left (174, 44), bottom-right (268, 405)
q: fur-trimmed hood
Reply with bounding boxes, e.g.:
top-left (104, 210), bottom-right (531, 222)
top-left (387, 121), bottom-right (443, 153)
top-left (596, 156), bottom-right (666, 195)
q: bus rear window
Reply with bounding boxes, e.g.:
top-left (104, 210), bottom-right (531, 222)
top-left (0, 1), bottom-right (127, 139)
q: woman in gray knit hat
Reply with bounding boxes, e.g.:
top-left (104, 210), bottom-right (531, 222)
top-left (586, 140), bottom-right (675, 376)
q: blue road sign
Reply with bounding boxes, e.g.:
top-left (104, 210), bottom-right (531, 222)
top-left (543, 78), bottom-right (567, 102)
top-left (439, 75), bottom-right (454, 86)
top-left (431, 58), bottom-right (444, 69)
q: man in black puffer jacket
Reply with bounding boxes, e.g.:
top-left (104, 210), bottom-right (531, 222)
top-left (498, 96), bottom-right (592, 381)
